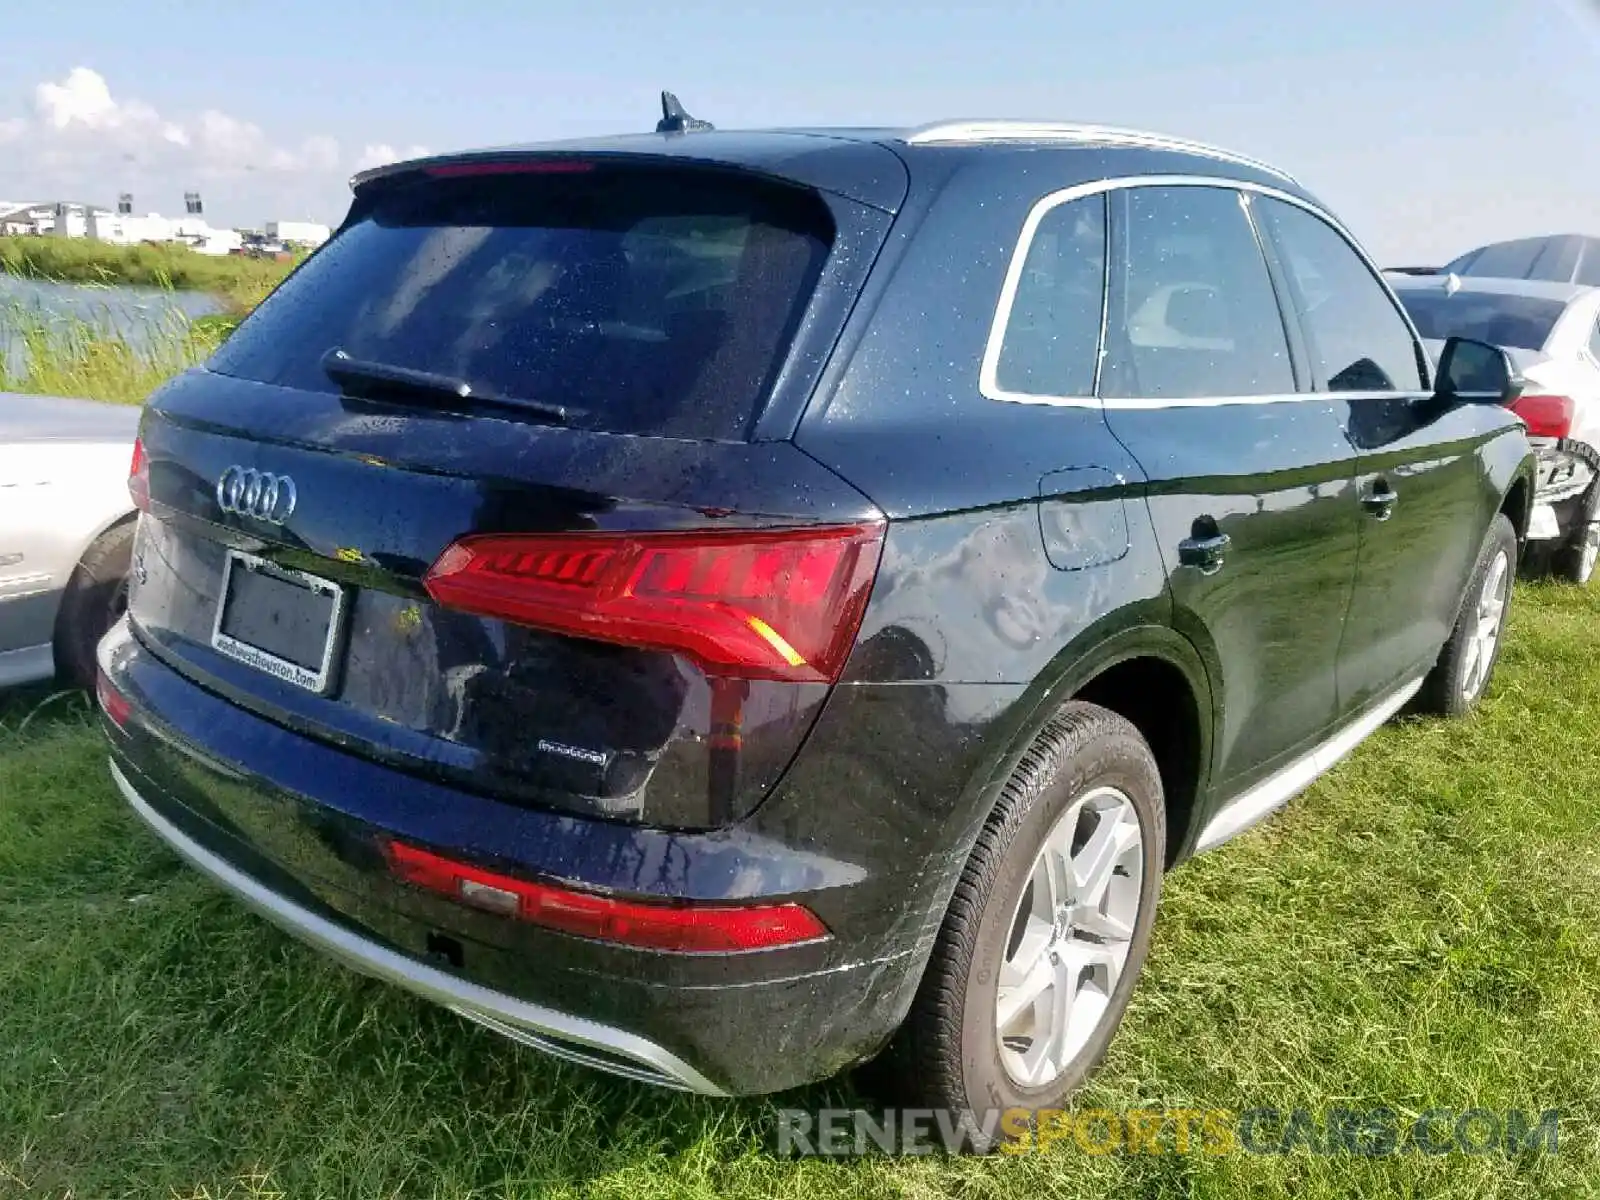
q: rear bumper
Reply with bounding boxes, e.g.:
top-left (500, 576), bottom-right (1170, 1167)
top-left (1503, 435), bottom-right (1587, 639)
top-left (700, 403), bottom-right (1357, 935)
top-left (99, 621), bottom-right (943, 1095)
top-left (110, 759), bottom-right (724, 1093)
top-left (1528, 440), bottom-right (1597, 541)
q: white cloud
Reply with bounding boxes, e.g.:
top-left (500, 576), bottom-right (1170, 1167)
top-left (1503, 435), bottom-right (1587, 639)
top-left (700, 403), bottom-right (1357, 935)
top-left (0, 67), bottom-right (434, 222)
top-left (13, 67), bottom-right (341, 177)
top-left (353, 142), bottom-right (433, 172)
top-left (35, 67), bottom-right (138, 131)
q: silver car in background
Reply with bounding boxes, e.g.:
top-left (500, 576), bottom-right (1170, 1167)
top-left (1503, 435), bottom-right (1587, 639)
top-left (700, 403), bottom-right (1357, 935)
top-left (1388, 273), bottom-right (1600, 584)
top-left (0, 392), bottom-right (139, 689)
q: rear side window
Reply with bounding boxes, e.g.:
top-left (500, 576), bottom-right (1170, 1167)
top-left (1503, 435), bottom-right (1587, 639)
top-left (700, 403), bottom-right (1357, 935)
top-left (1588, 317), bottom-right (1600, 361)
top-left (1395, 290), bottom-right (1566, 353)
top-left (1453, 238), bottom-right (1544, 280)
top-left (1258, 198), bottom-right (1425, 392)
top-left (207, 165), bottom-right (834, 440)
top-left (992, 194), bottom-right (1106, 398)
top-left (1102, 186), bottom-right (1294, 400)
top-left (1529, 237), bottom-right (1580, 283)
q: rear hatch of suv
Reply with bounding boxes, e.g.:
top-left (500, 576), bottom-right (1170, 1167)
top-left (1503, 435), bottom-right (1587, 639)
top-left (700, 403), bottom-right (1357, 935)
top-left (128, 146), bottom-right (902, 829)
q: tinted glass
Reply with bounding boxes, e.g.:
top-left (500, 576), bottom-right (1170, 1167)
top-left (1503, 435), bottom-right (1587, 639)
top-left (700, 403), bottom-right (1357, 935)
top-left (1589, 318), bottom-right (1600, 360)
top-left (994, 194), bottom-right (1106, 397)
top-left (208, 166), bottom-right (833, 440)
top-left (1455, 238), bottom-right (1544, 280)
top-left (1260, 199), bottom-right (1424, 391)
top-left (1529, 237), bottom-right (1580, 283)
top-left (1579, 249), bottom-right (1600, 288)
top-left (1395, 290), bottom-right (1566, 353)
top-left (1102, 186), bottom-right (1294, 399)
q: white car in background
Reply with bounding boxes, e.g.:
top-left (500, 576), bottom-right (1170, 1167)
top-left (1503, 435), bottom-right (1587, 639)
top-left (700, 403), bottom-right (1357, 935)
top-left (1389, 273), bottom-right (1600, 584)
top-left (0, 392), bottom-right (140, 689)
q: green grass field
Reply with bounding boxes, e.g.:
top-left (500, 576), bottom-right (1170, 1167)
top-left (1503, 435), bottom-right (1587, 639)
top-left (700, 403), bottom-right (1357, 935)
top-left (1, 582), bottom-right (1597, 1198)
top-left (1, 237), bottom-right (296, 314)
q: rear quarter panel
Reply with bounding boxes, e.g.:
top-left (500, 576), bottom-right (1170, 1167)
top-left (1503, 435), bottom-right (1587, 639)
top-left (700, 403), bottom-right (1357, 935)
top-left (0, 438), bottom-right (135, 654)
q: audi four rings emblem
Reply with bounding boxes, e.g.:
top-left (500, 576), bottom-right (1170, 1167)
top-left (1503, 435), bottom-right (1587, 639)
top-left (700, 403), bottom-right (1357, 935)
top-left (216, 465), bottom-right (297, 524)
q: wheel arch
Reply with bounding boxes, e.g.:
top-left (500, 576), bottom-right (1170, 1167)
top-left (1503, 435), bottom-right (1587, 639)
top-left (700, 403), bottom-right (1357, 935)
top-left (957, 625), bottom-right (1216, 873)
top-left (50, 508), bottom-right (138, 680)
top-left (1500, 460), bottom-right (1534, 545)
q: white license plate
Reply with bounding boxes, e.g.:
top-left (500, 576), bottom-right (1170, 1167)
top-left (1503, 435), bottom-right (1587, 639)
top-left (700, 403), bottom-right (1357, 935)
top-left (210, 551), bottom-right (347, 693)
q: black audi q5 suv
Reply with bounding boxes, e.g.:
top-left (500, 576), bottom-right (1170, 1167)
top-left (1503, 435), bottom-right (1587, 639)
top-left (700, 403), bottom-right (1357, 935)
top-left (98, 113), bottom-right (1535, 1118)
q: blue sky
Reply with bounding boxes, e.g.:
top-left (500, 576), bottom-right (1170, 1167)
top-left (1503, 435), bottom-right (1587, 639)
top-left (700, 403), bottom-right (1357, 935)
top-left (0, 0), bottom-right (1595, 261)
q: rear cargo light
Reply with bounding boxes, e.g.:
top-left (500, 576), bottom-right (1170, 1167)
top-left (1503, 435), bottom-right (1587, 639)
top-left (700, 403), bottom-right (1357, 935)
top-left (128, 436), bottom-right (150, 512)
top-left (95, 668), bottom-right (131, 727)
top-left (424, 159), bottom-right (595, 178)
top-left (384, 840), bottom-right (828, 952)
top-left (423, 524), bottom-right (885, 684)
top-left (1509, 394), bottom-right (1576, 439)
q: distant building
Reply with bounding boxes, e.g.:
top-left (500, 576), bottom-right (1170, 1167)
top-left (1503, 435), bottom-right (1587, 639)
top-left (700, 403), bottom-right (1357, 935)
top-left (85, 209), bottom-right (173, 244)
top-left (0, 196), bottom-right (254, 256)
top-left (0, 199), bottom-right (118, 238)
top-left (265, 220), bottom-right (331, 248)
top-left (0, 201), bottom-right (44, 235)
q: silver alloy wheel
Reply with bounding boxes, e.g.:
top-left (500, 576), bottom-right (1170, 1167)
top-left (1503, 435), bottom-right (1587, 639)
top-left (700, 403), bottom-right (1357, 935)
top-left (1460, 548), bottom-right (1511, 702)
top-left (995, 785), bottom-right (1143, 1088)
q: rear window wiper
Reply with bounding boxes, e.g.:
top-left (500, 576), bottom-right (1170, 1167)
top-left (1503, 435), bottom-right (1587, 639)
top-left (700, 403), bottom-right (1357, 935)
top-left (320, 348), bottom-right (568, 425)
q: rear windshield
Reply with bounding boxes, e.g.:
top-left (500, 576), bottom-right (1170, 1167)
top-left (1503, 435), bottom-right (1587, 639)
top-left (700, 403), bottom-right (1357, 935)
top-left (1393, 290), bottom-right (1566, 352)
top-left (207, 164), bottom-right (834, 439)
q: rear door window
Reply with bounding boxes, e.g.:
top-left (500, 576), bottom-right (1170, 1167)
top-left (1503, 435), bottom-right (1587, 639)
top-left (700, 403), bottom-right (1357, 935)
top-left (1257, 198), bottom-right (1425, 392)
top-left (1101, 185), bottom-right (1295, 400)
top-left (991, 193), bottom-right (1106, 399)
top-left (207, 164), bottom-right (834, 440)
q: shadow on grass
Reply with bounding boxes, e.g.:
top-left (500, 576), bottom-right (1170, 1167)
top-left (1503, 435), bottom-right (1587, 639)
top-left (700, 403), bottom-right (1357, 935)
top-left (0, 680), bottom-right (94, 740)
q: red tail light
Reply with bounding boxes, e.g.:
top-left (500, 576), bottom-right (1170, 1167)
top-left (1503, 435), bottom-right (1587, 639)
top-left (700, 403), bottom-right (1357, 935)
top-left (423, 524), bottom-right (884, 684)
top-left (128, 436), bottom-right (150, 512)
top-left (384, 840), bottom-right (828, 953)
top-left (96, 668), bottom-right (131, 727)
top-left (424, 159), bottom-right (594, 178)
top-left (1509, 394), bottom-right (1576, 439)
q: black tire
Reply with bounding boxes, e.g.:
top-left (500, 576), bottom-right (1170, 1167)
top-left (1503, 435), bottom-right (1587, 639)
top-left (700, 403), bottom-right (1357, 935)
top-left (1416, 513), bottom-right (1516, 718)
top-left (1552, 483), bottom-right (1600, 586)
top-left (53, 519), bottom-right (135, 690)
top-left (868, 702), bottom-right (1165, 1144)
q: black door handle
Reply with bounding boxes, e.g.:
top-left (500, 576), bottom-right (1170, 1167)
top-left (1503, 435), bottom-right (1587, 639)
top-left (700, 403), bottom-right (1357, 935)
top-left (1178, 532), bottom-right (1232, 574)
top-left (1362, 484), bottom-right (1399, 521)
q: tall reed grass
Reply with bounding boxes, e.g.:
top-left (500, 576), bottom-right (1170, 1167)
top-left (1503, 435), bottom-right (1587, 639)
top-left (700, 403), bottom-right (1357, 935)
top-left (0, 301), bottom-right (231, 405)
top-left (1, 235), bottom-right (295, 312)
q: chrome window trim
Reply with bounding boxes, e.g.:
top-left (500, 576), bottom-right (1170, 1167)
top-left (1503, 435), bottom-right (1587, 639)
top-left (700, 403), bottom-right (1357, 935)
top-left (979, 175), bottom-right (1433, 411)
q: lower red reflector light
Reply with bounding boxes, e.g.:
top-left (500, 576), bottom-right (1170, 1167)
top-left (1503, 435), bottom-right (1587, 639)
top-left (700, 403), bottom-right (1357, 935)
top-left (96, 669), bottom-right (132, 727)
top-left (384, 840), bottom-right (828, 953)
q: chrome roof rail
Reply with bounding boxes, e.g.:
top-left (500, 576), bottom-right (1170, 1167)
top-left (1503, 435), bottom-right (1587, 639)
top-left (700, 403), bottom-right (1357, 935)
top-left (900, 121), bottom-right (1295, 183)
